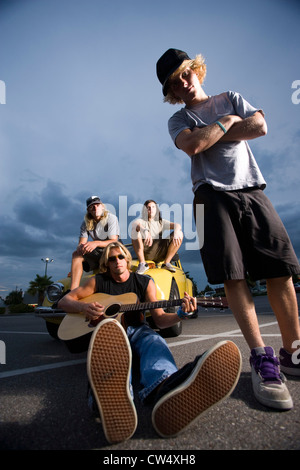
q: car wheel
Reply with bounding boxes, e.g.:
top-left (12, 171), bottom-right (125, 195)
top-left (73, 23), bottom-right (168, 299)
top-left (160, 279), bottom-right (182, 338)
top-left (46, 321), bottom-right (59, 339)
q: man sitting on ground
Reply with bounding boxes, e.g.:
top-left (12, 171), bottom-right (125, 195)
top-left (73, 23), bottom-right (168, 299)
top-left (58, 241), bottom-right (242, 444)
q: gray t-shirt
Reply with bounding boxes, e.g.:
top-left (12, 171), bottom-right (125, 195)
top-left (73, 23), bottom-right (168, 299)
top-left (131, 218), bottom-right (171, 240)
top-left (168, 91), bottom-right (266, 192)
top-left (79, 213), bottom-right (120, 240)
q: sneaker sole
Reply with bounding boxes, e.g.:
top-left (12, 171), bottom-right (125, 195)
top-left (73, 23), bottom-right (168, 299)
top-left (87, 319), bottom-right (137, 444)
top-left (152, 340), bottom-right (242, 438)
top-left (280, 364), bottom-right (300, 377)
top-left (162, 266), bottom-right (176, 273)
top-left (136, 267), bottom-right (149, 275)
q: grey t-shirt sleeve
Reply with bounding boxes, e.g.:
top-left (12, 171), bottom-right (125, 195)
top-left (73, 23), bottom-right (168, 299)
top-left (106, 213), bottom-right (120, 237)
top-left (168, 108), bottom-right (195, 147)
top-left (229, 91), bottom-right (262, 119)
top-left (79, 220), bottom-right (88, 238)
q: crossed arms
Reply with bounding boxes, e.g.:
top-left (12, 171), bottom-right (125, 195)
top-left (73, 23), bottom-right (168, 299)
top-left (175, 111), bottom-right (267, 157)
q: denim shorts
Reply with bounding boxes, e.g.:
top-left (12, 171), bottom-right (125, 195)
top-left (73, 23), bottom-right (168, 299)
top-left (193, 185), bottom-right (299, 284)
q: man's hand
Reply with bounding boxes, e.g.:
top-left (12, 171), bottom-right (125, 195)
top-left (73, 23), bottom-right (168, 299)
top-left (81, 301), bottom-right (105, 322)
top-left (143, 231), bottom-right (153, 247)
top-left (176, 114), bottom-right (243, 156)
top-left (220, 111), bottom-right (267, 142)
top-left (181, 292), bottom-right (197, 314)
top-left (172, 229), bottom-right (183, 247)
top-left (79, 241), bottom-right (99, 255)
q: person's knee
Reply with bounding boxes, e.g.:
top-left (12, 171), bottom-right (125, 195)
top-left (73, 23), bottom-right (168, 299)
top-left (72, 250), bottom-right (83, 260)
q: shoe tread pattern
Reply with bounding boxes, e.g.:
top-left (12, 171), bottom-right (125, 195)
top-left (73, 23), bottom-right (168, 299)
top-left (87, 320), bottom-right (137, 443)
top-left (152, 341), bottom-right (241, 437)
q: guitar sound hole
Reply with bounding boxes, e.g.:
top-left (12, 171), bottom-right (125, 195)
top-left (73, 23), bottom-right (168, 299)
top-left (105, 303), bottom-right (121, 317)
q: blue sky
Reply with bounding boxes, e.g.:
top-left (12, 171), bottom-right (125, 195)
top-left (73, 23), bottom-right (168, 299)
top-left (0, 0), bottom-right (299, 296)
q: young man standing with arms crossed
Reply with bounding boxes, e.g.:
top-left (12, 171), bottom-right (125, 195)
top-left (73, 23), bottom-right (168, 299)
top-left (156, 48), bottom-right (300, 410)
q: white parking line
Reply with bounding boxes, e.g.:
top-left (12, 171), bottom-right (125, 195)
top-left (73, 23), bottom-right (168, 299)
top-left (0, 359), bottom-right (86, 379)
top-left (0, 321), bottom-right (280, 379)
top-left (0, 331), bottom-right (48, 335)
top-left (168, 321), bottom-right (280, 348)
top-left (181, 334), bottom-right (281, 338)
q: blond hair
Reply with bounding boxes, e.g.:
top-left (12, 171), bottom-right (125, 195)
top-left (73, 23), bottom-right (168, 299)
top-left (99, 241), bottom-right (132, 273)
top-left (84, 203), bottom-right (109, 231)
top-left (164, 54), bottom-right (207, 105)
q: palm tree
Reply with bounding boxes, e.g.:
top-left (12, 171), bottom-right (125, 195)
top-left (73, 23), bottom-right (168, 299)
top-left (27, 274), bottom-right (52, 305)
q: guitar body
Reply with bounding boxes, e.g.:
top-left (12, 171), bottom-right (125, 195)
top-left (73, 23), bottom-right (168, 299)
top-left (58, 292), bottom-right (138, 341)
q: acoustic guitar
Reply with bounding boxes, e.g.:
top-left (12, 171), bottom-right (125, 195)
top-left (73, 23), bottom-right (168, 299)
top-left (57, 292), bottom-right (228, 341)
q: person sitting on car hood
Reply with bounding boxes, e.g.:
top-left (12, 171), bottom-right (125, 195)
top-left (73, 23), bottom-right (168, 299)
top-left (70, 196), bottom-right (119, 290)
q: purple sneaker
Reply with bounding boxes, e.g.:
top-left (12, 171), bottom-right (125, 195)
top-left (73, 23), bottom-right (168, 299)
top-left (279, 348), bottom-right (300, 376)
top-left (250, 347), bottom-right (293, 410)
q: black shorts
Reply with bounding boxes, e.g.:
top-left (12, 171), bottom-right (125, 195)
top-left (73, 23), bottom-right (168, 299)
top-left (143, 236), bottom-right (173, 263)
top-left (82, 247), bottom-right (104, 272)
top-left (193, 185), bottom-right (299, 284)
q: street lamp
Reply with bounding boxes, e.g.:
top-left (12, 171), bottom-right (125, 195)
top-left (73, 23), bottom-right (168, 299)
top-left (41, 257), bottom-right (54, 276)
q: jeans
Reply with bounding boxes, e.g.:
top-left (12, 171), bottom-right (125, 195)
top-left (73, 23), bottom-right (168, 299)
top-left (127, 324), bottom-right (178, 402)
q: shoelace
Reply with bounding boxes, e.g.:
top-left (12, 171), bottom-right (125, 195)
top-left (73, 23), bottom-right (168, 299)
top-left (253, 354), bottom-right (282, 384)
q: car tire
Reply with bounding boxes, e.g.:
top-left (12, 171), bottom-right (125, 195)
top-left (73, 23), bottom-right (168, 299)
top-left (46, 321), bottom-right (59, 339)
top-left (159, 279), bottom-right (182, 338)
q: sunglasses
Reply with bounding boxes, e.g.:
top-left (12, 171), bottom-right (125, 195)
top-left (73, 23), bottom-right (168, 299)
top-left (107, 254), bottom-right (126, 262)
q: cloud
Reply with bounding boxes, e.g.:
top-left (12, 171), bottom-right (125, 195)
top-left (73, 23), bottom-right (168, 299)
top-left (276, 201), bottom-right (300, 257)
top-left (0, 181), bottom-right (79, 270)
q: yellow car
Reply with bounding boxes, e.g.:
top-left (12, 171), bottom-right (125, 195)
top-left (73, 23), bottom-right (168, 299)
top-left (35, 248), bottom-right (195, 348)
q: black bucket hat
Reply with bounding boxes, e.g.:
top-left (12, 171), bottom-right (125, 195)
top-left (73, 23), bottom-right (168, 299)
top-left (156, 48), bottom-right (191, 96)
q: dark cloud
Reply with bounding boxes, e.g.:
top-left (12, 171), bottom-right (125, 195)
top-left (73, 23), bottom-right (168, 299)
top-left (1, 177), bottom-right (298, 296)
top-left (13, 180), bottom-right (82, 234)
top-left (0, 181), bottom-right (80, 270)
top-left (276, 202), bottom-right (300, 256)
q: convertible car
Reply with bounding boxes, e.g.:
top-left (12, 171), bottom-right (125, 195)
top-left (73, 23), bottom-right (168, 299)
top-left (35, 248), bottom-right (196, 351)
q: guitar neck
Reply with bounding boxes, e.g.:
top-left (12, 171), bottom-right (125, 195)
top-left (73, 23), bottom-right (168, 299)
top-left (120, 298), bottom-right (181, 313)
top-left (119, 297), bottom-right (227, 313)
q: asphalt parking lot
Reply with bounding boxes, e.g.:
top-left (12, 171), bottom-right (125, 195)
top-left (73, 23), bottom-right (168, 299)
top-left (0, 294), bottom-right (299, 454)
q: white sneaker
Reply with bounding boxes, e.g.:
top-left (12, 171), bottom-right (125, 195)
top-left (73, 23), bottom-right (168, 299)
top-left (161, 262), bottom-right (176, 273)
top-left (136, 263), bottom-right (149, 274)
top-left (250, 346), bottom-right (293, 410)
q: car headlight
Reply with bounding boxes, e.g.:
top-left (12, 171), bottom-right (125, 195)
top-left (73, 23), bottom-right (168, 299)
top-left (46, 283), bottom-right (65, 302)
